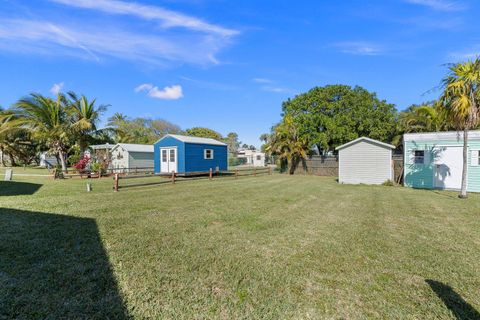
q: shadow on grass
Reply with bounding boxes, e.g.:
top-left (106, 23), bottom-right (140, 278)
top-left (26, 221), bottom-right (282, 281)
top-left (0, 208), bottom-right (130, 319)
top-left (426, 279), bottom-right (480, 320)
top-left (0, 181), bottom-right (43, 196)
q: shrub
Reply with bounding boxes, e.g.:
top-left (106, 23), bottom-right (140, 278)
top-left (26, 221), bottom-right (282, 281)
top-left (382, 180), bottom-right (395, 187)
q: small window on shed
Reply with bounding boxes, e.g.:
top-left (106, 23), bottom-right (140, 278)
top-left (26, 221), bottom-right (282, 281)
top-left (162, 149), bottom-right (167, 162)
top-left (204, 149), bottom-right (214, 159)
top-left (256, 155), bottom-right (262, 161)
top-left (414, 150), bottom-right (424, 164)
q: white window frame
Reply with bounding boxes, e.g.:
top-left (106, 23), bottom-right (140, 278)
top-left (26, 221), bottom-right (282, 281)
top-left (204, 149), bottom-right (214, 160)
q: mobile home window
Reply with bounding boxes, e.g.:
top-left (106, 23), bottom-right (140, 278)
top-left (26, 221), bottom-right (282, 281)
top-left (256, 155), bottom-right (262, 161)
top-left (414, 150), bottom-right (424, 164)
top-left (204, 149), bottom-right (214, 159)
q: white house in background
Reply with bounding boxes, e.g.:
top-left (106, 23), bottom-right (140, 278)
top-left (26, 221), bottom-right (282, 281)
top-left (236, 149), bottom-right (266, 167)
top-left (39, 152), bottom-right (58, 168)
top-left (336, 137), bottom-right (395, 185)
top-left (110, 143), bottom-right (154, 172)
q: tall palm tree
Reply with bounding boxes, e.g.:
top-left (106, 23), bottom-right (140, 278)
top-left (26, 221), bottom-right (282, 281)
top-left (266, 115), bottom-right (309, 174)
top-left (441, 58), bottom-right (480, 198)
top-left (66, 92), bottom-right (108, 153)
top-left (107, 112), bottom-right (129, 142)
top-left (15, 93), bottom-right (71, 172)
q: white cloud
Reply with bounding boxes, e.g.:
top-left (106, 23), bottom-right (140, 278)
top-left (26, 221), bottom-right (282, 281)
top-left (405, 0), bottom-right (465, 11)
top-left (50, 82), bottom-right (64, 95)
top-left (135, 83), bottom-right (183, 100)
top-left (50, 0), bottom-right (238, 37)
top-left (332, 41), bottom-right (385, 56)
top-left (261, 86), bottom-right (288, 93)
top-left (252, 78), bottom-right (273, 84)
top-left (0, 18), bottom-right (234, 66)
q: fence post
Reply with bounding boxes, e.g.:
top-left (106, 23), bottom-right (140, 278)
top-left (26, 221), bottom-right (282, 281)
top-left (171, 171), bottom-right (175, 184)
top-left (114, 173), bottom-right (119, 192)
top-left (209, 168), bottom-right (213, 180)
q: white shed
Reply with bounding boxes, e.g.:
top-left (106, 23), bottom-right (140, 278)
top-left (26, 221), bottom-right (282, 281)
top-left (110, 143), bottom-right (154, 172)
top-left (336, 137), bottom-right (395, 185)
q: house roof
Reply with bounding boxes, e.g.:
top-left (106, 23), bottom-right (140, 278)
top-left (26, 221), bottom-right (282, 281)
top-left (156, 134), bottom-right (227, 146)
top-left (404, 130), bottom-right (480, 142)
top-left (90, 143), bottom-right (114, 150)
top-left (112, 143), bottom-right (154, 153)
top-left (335, 137), bottom-right (395, 151)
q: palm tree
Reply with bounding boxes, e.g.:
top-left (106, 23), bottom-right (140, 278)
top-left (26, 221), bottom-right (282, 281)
top-left (66, 92), bottom-right (108, 153)
top-left (441, 58), bottom-right (480, 198)
top-left (266, 115), bottom-right (309, 174)
top-left (15, 93), bottom-right (71, 172)
top-left (107, 112), bottom-right (129, 142)
top-left (400, 102), bottom-right (448, 133)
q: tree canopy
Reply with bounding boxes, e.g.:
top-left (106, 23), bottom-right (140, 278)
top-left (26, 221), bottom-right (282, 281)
top-left (185, 127), bottom-right (223, 141)
top-left (281, 85), bottom-right (398, 153)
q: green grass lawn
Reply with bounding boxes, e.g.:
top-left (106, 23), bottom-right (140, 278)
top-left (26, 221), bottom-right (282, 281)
top-left (1, 173), bottom-right (480, 319)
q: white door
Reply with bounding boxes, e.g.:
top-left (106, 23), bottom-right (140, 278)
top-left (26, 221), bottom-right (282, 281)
top-left (160, 148), bottom-right (177, 173)
top-left (433, 146), bottom-right (463, 190)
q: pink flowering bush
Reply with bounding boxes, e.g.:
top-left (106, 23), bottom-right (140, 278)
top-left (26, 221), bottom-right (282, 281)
top-left (75, 155), bottom-right (90, 171)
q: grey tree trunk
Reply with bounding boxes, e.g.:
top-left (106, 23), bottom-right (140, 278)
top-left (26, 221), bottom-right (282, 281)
top-left (459, 129), bottom-right (468, 198)
top-left (58, 149), bottom-right (68, 173)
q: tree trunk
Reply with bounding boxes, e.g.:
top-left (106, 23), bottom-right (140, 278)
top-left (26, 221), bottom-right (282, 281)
top-left (58, 149), bottom-right (68, 173)
top-left (9, 153), bottom-right (16, 166)
top-left (0, 147), bottom-right (4, 167)
top-left (459, 128), bottom-right (468, 198)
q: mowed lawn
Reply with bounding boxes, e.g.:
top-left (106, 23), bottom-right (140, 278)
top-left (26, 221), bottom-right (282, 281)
top-left (1, 172), bottom-right (480, 319)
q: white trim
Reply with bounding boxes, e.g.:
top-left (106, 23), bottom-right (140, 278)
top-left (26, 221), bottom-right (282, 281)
top-left (471, 150), bottom-right (479, 166)
top-left (204, 149), bottom-right (214, 159)
top-left (335, 137), bottom-right (395, 151)
top-left (404, 130), bottom-right (480, 142)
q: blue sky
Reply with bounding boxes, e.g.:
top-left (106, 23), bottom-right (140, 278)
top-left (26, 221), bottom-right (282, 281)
top-left (0, 0), bottom-right (479, 146)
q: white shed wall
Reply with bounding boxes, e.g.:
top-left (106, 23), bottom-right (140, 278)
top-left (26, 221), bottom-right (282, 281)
top-left (338, 140), bottom-right (392, 185)
top-left (111, 146), bottom-right (129, 172)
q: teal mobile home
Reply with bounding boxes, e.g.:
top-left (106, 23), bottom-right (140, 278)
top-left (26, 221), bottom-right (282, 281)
top-left (404, 131), bottom-right (480, 192)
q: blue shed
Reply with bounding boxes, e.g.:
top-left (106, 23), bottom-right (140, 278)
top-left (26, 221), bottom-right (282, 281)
top-left (154, 134), bottom-right (228, 175)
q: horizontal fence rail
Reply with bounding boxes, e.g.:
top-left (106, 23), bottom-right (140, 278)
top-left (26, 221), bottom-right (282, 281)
top-left (113, 167), bottom-right (272, 191)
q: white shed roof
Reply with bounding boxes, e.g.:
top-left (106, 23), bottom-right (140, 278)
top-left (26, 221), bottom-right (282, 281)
top-left (112, 143), bottom-right (154, 153)
top-left (336, 137), bottom-right (395, 150)
top-left (157, 134), bottom-right (227, 146)
top-left (404, 130), bottom-right (480, 141)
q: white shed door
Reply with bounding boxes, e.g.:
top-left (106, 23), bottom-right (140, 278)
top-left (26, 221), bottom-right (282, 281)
top-left (160, 148), bottom-right (177, 173)
top-left (433, 146), bottom-right (463, 190)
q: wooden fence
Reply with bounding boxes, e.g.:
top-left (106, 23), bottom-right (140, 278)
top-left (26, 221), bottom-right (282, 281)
top-left (292, 154), bottom-right (405, 183)
top-left (293, 156), bottom-right (339, 176)
top-left (113, 167), bottom-right (272, 191)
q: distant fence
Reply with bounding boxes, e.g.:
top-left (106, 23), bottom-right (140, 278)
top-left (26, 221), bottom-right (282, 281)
top-left (293, 156), bottom-right (339, 176)
top-left (113, 167), bottom-right (272, 191)
top-left (292, 154), bottom-right (405, 183)
top-left (393, 154), bottom-right (404, 184)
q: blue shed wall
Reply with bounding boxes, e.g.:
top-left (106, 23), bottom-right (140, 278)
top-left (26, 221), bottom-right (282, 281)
top-left (154, 136), bottom-right (185, 173)
top-left (184, 143), bottom-right (228, 173)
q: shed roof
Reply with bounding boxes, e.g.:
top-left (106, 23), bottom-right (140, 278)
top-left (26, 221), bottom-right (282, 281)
top-left (90, 143), bottom-right (114, 150)
top-left (404, 130), bottom-right (480, 142)
top-left (112, 143), bottom-right (154, 153)
top-left (335, 137), bottom-right (395, 151)
top-left (156, 134), bottom-right (227, 146)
